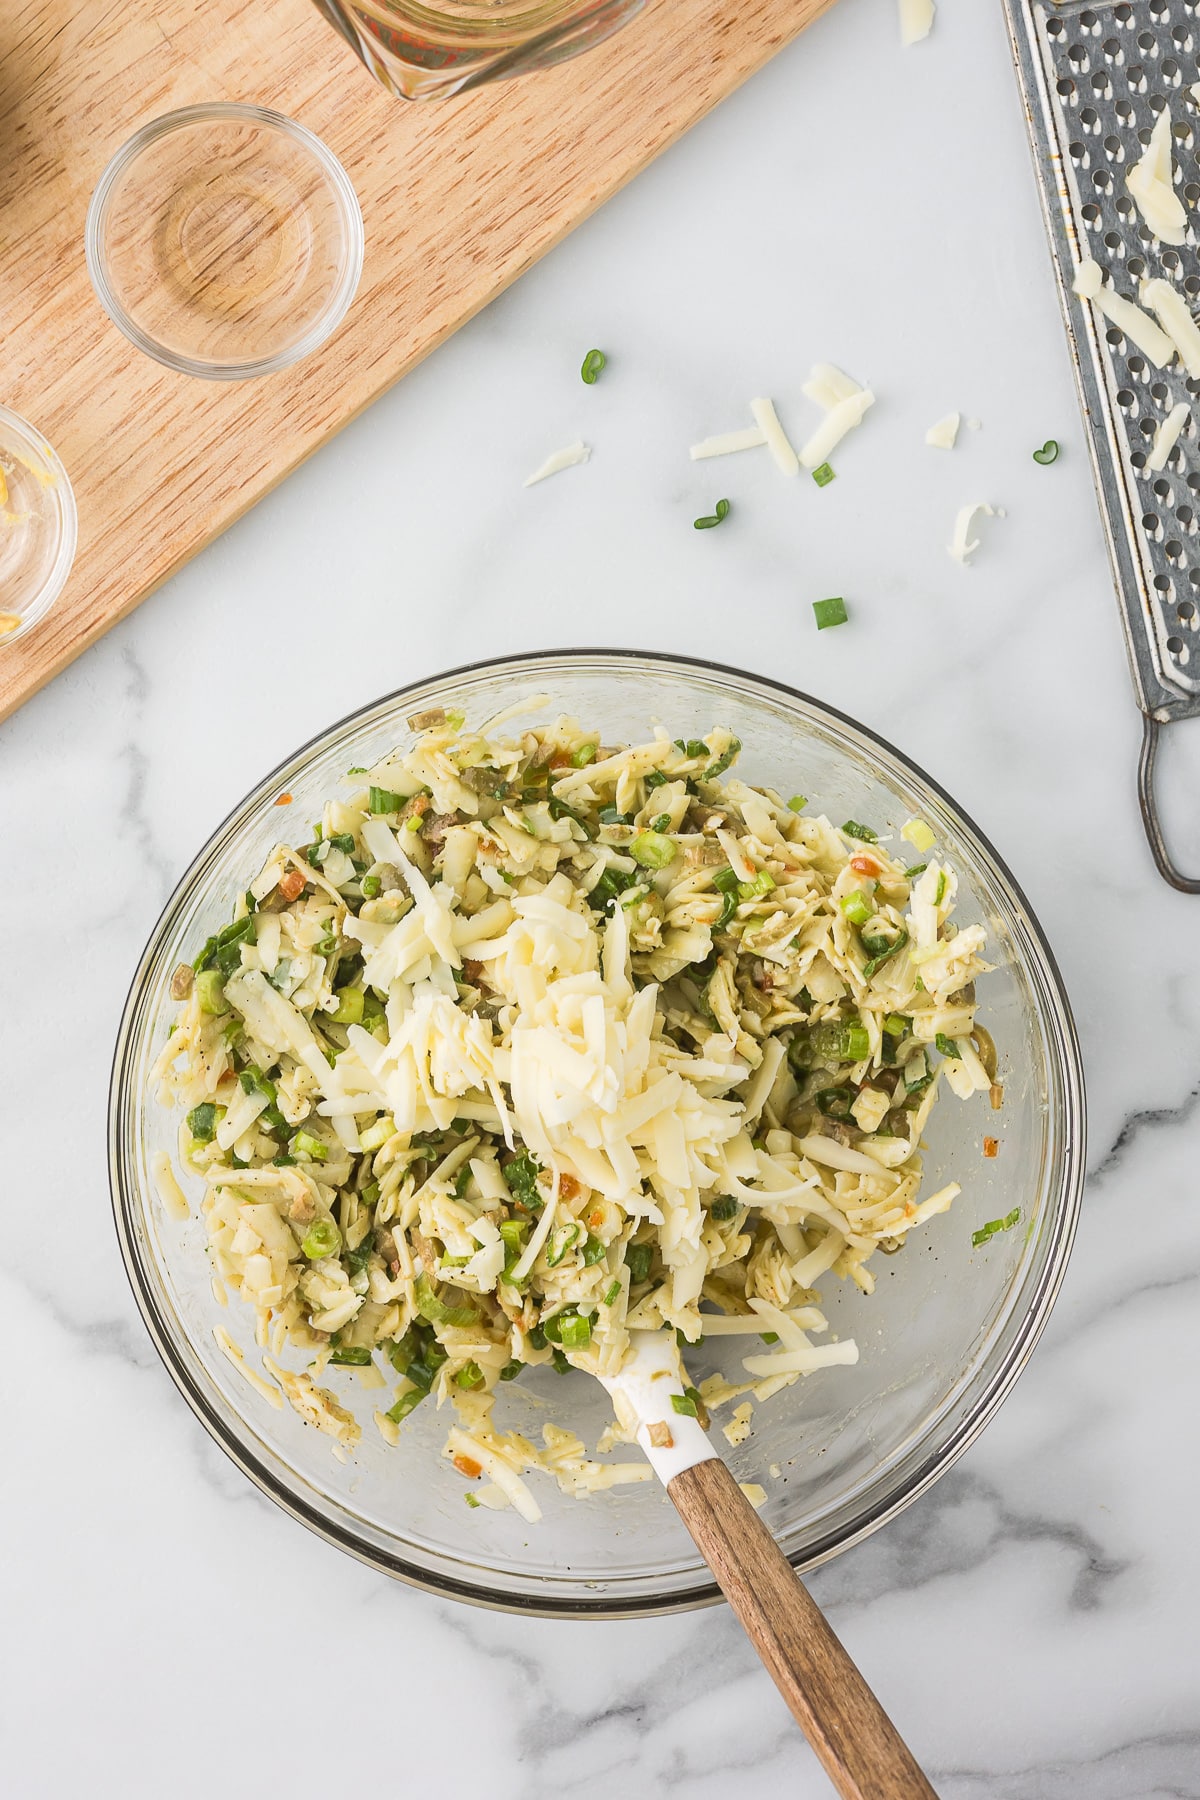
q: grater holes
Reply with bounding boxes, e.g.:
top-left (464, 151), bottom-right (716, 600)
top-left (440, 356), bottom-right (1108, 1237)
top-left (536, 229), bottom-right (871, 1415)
top-left (1162, 56), bottom-right (1183, 84)
top-left (1144, 510), bottom-right (1164, 538)
top-left (1071, 139), bottom-right (1091, 165)
top-left (1128, 63), bottom-right (1150, 92)
top-left (1154, 478), bottom-right (1173, 501)
top-left (1080, 104), bottom-right (1100, 129)
top-left (1178, 599), bottom-right (1197, 623)
top-left (1102, 35), bottom-right (1125, 64)
top-left (1128, 253), bottom-right (1148, 277)
top-left (1078, 8), bottom-right (1099, 31)
top-left (1162, 248), bottom-right (1183, 274)
top-left (1166, 538), bottom-right (1186, 564)
top-left (1175, 503), bottom-right (1197, 534)
top-left (1093, 167), bottom-right (1114, 190)
top-left (1172, 23), bottom-right (1194, 50)
top-left (1104, 133), bottom-right (1126, 160)
top-left (1155, 575), bottom-right (1176, 602)
top-left (1116, 194), bottom-right (1136, 218)
top-left (1082, 202), bottom-right (1102, 225)
top-left (1136, 33), bottom-right (1159, 56)
top-left (1067, 43), bottom-right (1090, 69)
top-left (1057, 76), bottom-right (1078, 102)
top-left (1091, 69), bottom-right (1114, 99)
top-left (1128, 355), bottom-right (1149, 380)
top-left (1116, 97), bottom-right (1136, 121)
top-left (1114, 3), bottom-right (1133, 21)
top-left (1118, 387), bottom-right (1137, 411)
top-left (1167, 636), bottom-right (1190, 665)
top-left (1152, 381), bottom-right (1170, 402)
top-left (1047, 14), bottom-right (1064, 36)
top-left (1189, 472), bottom-right (1200, 494)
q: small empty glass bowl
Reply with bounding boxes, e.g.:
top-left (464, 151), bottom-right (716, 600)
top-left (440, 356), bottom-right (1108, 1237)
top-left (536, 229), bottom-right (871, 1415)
top-left (0, 406), bottom-right (78, 646)
top-left (85, 103), bottom-right (364, 380)
top-left (110, 653), bottom-right (1086, 1615)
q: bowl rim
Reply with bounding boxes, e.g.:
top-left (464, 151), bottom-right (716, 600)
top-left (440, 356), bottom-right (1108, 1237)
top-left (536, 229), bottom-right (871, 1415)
top-left (109, 647), bottom-right (1086, 1616)
top-left (84, 101), bottom-right (365, 381)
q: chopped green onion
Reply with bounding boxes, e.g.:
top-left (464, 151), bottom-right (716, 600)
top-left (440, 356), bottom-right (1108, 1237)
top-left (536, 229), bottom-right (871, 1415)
top-left (446, 711), bottom-right (465, 731)
top-left (738, 869), bottom-right (776, 901)
top-left (787, 795), bottom-right (807, 812)
top-left (571, 742), bottom-right (598, 767)
top-left (649, 812), bottom-right (670, 833)
top-left (455, 1361), bottom-right (486, 1390)
top-left (414, 1273), bottom-right (479, 1328)
top-left (644, 769), bottom-right (668, 789)
top-left (625, 1241), bottom-right (653, 1284)
top-left (812, 462), bottom-right (836, 487)
top-left (186, 1102), bottom-right (220, 1143)
top-left (582, 1234), bottom-right (608, 1266)
top-left (360, 874), bottom-right (382, 899)
top-left (935, 870), bottom-right (948, 905)
top-left (499, 1219), bottom-right (528, 1253)
top-left (882, 1013), bottom-right (909, 1038)
top-left (598, 804), bottom-right (632, 825)
top-left (464, 1492), bottom-right (480, 1507)
top-left (368, 786), bottom-right (402, 814)
top-left (315, 933), bottom-right (337, 956)
top-left (802, 1019), bottom-right (871, 1065)
top-left (551, 1348), bottom-right (571, 1373)
top-left (903, 863), bottom-right (927, 880)
top-left (816, 1087), bottom-right (854, 1120)
top-left (839, 888), bottom-right (873, 925)
top-left (386, 1388), bottom-right (425, 1424)
top-left (936, 1033), bottom-right (962, 1060)
top-left (710, 1196), bottom-right (740, 1222)
top-left (195, 970), bottom-right (228, 1014)
top-left (863, 929), bottom-right (909, 980)
top-left (694, 498), bottom-right (731, 530)
top-left (813, 596), bottom-right (848, 630)
top-left (972, 1207), bottom-right (1021, 1246)
top-left (701, 738), bottom-right (741, 782)
top-left (545, 1224), bottom-right (579, 1267)
top-left (347, 765), bottom-right (368, 775)
top-left (630, 830), bottom-right (676, 869)
top-left (499, 1359), bottom-right (522, 1381)
top-left (675, 739), bottom-right (709, 759)
top-left (760, 1331), bottom-right (780, 1344)
top-left (301, 1218), bottom-right (341, 1260)
top-left (1032, 439), bottom-right (1059, 465)
top-left (558, 1311), bottom-right (592, 1350)
top-left (330, 986), bottom-right (365, 1025)
top-left (580, 347), bottom-right (607, 384)
top-left (329, 1344), bottom-right (373, 1366)
top-left (405, 815), bottom-right (423, 834)
top-left (671, 1391), bottom-right (698, 1418)
top-left (602, 1279), bottom-right (621, 1306)
top-left (842, 820), bottom-right (878, 843)
top-left (503, 1150), bottom-right (543, 1211)
top-left (328, 833), bottom-right (355, 854)
top-left (291, 1130), bottom-right (328, 1162)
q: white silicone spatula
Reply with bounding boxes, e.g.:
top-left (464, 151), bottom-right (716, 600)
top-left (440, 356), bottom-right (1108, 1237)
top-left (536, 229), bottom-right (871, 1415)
top-left (597, 1331), bottom-right (939, 1800)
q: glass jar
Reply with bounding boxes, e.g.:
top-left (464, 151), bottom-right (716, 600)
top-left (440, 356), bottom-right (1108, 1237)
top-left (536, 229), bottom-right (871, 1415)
top-left (312, 0), bottom-right (647, 100)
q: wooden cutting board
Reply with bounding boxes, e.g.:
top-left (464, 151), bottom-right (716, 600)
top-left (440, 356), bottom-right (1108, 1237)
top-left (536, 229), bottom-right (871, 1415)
top-left (0, 0), bottom-right (837, 724)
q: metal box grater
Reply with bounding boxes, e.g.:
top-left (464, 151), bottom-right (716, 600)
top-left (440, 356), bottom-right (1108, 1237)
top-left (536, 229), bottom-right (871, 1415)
top-left (1004, 0), bottom-right (1200, 889)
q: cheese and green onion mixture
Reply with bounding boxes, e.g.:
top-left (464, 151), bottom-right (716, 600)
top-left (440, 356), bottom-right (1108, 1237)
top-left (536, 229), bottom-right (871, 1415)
top-left (153, 710), bottom-right (997, 1519)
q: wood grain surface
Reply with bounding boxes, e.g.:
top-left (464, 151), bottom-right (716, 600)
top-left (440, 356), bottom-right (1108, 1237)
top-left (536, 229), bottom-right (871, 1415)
top-left (670, 1458), bottom-right (940, 1800)
top-left (0, 0), bottom-right (837, 723)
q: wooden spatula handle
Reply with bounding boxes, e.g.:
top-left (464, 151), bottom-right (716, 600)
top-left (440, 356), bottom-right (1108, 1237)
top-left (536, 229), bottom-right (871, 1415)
top-left (669, 1458), bottom-right (939, 1800)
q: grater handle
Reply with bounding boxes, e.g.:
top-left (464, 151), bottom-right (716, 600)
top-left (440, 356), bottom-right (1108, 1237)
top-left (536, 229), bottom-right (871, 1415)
top-left (1138, 716), bottom-right (1200, 895)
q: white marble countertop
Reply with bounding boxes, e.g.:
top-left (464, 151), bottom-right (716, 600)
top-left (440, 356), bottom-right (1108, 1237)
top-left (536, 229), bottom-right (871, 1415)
top-left (5, 2), bottom-right (1200, 1794)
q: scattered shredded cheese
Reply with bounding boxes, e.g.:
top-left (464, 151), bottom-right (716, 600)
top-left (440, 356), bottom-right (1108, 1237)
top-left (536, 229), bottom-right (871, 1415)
top-left (749, 398), bottom-right (800, 476)
top-left (1142, 279), bottom-right (1200, 379)
top-left (524, 442), bottom-right (591, 487)
top-left (948, 501), bottom-right (997, 566)
top-left (740, 1482), bottom-right (768, 1509)
top-left (925, 412), bottom-right (961, 450)
top-left (901, 817), bottom-right (937, 853)
top-left (1127, 108), bottom-right (1188, 246)
top-left (690, 426), bottom-right (768, 460)
top-left (1147, 401), bottom-right (1191, 473)
top-left (213, 1327), bottom-right (284, 1409)
top-left (898, 0), bottom-right (935, 46)
top-left (152, 1150), bottom-right (190, 1221)
top-left (1074, 261), bottom-right (1176, 367)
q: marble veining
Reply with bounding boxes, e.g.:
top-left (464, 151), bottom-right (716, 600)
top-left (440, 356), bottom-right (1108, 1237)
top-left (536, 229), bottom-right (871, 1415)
top-left (2, 0), bottom-right (1199, 1793)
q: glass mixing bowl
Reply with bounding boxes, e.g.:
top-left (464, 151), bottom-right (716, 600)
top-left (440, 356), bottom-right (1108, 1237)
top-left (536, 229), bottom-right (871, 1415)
top-left (109, 651), bottom-right (1085, 1616)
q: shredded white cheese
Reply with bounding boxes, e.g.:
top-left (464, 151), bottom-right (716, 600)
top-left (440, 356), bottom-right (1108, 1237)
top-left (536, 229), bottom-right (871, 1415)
top-left (1142, 279), bottom-right (1200, 379)
top-left (749, 398), bottom-right (800, 476)
top-left (925, 412), bottom-right (961, 450)
top-left (1073, 262), bottom-right (1176, 367)
top-left (524, 442), bottom-right (591, 487)
top-left (899, 0), bottom-right (935, 46)
top-left (798, 364), bottom-right (875, 469)
top-left (1127, 108), bottom-right (1188, 246)
top-left (690, 426), bottom-right (768, 460)
top-left (1147, 401), bottom-right (1191, 473)
top-left (948, 501), bottom-right (996, 566)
